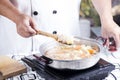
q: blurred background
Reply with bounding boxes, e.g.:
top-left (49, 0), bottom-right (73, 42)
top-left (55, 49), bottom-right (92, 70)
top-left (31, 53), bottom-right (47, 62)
top-left (80, 0), bottom-right (120, 27)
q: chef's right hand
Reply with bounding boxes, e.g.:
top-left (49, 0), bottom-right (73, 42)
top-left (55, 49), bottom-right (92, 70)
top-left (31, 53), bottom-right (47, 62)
top-left (15, 14), bottom-right (39, 38)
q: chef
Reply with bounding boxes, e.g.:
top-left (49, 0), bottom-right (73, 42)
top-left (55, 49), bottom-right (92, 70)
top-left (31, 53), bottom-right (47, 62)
top-left (0, 0), bottom-right (120, 55)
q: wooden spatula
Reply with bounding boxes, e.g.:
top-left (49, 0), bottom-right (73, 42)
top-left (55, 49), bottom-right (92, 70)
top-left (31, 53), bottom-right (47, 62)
top-left (36, 30), bottom-right (74, 45)
top-left (36, 30), bottom-right (58, 40)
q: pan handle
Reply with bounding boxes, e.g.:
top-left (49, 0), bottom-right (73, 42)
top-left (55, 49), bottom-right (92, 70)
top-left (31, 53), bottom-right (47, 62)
top-left (96, 36), bottom-right (107, 46)
top-left (96, 36), bottom-right (117, 51)
top-left (33, 54), bottom-right (53, 64)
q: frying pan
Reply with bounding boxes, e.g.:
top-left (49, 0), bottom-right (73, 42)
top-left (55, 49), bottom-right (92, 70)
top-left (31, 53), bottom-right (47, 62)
top-left (33, 37), bottom-right (103, 70)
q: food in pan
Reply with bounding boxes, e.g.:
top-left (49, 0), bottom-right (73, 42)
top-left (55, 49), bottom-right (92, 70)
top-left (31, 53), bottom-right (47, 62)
top-left (45, 44), bottom-right (98, 60)
top-left (57, 34), bottom-right (74, 45)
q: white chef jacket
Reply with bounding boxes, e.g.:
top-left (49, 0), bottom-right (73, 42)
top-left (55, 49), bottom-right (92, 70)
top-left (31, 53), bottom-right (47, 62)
top-left (0, 0), bottom-right (81, 55)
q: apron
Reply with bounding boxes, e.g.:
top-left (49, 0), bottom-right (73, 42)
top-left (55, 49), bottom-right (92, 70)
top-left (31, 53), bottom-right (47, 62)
top-left (0, 0), bottom-right (81, 55)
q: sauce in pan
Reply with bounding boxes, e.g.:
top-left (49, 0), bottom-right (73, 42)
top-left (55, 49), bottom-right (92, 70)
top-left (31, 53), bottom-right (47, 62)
top-left (45, 44), bottom-right (98, 60)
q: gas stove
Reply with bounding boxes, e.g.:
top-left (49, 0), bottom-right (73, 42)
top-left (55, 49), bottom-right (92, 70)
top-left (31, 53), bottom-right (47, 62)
top-left (21, 56), bottom-right (115, 80)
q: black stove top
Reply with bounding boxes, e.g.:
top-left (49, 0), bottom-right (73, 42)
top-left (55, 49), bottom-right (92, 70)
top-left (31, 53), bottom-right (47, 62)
top-left (22, 57), bottom-right (115, 80)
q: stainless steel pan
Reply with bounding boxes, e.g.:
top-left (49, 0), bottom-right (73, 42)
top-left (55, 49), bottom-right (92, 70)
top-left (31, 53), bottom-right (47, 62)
top-left (33, 37), bottom-right (102, 70)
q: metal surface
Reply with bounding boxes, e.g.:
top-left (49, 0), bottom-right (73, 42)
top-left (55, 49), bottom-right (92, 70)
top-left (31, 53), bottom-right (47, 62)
top-left (38, 37), bottom-right (102, 70)
top-left (48, 54), bottom-right (100, 70)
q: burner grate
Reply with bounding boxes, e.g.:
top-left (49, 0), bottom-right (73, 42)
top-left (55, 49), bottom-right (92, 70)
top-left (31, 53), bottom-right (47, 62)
top-left (22, 58), bottom-right (115, 80)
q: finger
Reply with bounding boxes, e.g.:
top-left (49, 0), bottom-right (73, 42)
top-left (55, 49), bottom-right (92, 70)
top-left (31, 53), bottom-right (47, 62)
top-left (105, 38), bottom-right (109, 47)
top-left (18, 29), bottom-right (32, 38)
top-left (19, 25), bottom-right (36, 37)
top-left (29, 18), bottom-right (39, 32)
top-left (27, 26), bottom-right (37, 35)
top-left (101, 32), bottom-right (110, 47)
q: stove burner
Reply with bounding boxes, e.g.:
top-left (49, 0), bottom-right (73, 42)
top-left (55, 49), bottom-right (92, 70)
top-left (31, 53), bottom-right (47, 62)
top-left (21, 57), bottom-right (115, 80)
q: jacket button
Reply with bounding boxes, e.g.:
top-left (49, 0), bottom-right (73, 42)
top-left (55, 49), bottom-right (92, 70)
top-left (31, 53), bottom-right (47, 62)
top-left (53, 31), bottom-right (57, 34)
top-left (53, 10), bottom-right (57, 14)
top-left (33, 11), bottom-right (38, 15)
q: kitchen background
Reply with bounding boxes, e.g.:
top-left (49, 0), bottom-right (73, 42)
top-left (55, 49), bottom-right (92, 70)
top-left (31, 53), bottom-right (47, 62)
top-left (2, 0), bottom-right (120, 80)
top-left (80, 0), bottom-right (120, 27)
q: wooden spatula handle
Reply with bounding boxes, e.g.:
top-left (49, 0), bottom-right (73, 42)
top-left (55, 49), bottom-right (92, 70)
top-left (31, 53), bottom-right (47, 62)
top-left (36, 30), bottom-right (58, 40)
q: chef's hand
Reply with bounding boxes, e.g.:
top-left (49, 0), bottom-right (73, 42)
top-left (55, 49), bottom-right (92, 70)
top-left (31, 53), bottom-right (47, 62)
top-left (101, 20), bottom-right (120, 48)
top-left (15, 14), bottom-right (39, 38)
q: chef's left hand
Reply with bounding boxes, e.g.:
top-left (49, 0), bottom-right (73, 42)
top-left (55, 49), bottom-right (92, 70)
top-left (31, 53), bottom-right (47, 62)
top-left (101, 20), bottom-right (120, 48)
